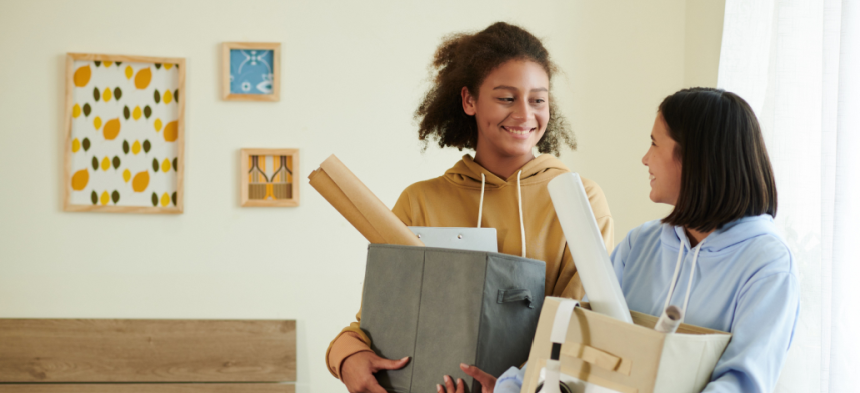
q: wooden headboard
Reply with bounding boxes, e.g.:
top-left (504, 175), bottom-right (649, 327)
top-left (0, 319), bottom-right (296, 393)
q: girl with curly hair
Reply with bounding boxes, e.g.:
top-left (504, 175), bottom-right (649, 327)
top-left (326, 22), bottom-right (615, 393)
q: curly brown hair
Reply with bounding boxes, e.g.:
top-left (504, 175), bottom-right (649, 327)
top-left (415, 22), bottom-right (576, 156)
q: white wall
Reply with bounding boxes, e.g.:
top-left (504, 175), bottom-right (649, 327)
top-left (0, 1), bottom-right (722, 392)
top-left (685, 0), bottom-right (727, 88)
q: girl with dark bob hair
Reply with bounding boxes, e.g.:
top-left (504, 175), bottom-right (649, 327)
top-left (614, 88), bottom-right (798, 392)
top-left (494, 88), bottom-right (800, 393)
top-left (325, 22), bottom-right (615, 393)
top-left (612, 88), bottom-right (800, 393)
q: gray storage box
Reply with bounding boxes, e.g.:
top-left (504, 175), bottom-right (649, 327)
top-left (360, 244), bottom-right (546, 393)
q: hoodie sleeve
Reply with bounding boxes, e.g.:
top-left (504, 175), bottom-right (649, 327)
top-left (702, 260), bottom-right (800, 393)
top-left (325, 310), bottom-right (374, 379)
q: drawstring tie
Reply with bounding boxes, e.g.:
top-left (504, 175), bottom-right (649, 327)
top-left (477, 174), bottom-right (486, 228)
top-left (517, 170), bottom-right (525, 257)
top-left (475, 170), bottom-right (527, 258)
top-left (663, 235), bottom-right (706, 324)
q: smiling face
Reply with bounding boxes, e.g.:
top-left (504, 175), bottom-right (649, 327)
top-left (462, 60), bottom-right (549, 162)
top-left (642, 113), bottom-right (683, 205)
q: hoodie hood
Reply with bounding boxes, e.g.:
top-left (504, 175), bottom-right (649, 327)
top-left (661, 214), bottom-right (780, 255)
top-left (444, 154), bottom-right (570, 189)
top-left (442, 154), bottom-right (570, 257)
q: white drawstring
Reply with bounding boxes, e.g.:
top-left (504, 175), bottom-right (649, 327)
top-left (477, 173), bottom-right (485, 228)
top-left (475, 170), bottom-right (526, 258)
top-left (681, 240), bottom-right (706, 323)
top-left (663, 242), bottom-right (686, 311)
top-left (663, 234), bottom-right (707, 323)
top-left (517, 170), bottom-right (526, 258)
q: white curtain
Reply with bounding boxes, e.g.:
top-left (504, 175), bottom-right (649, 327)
top-left (717, 1), bottom-right (860, 392)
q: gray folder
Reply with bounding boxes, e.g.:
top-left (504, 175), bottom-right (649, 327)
top-left (360, 244), bottom-right (546, 393)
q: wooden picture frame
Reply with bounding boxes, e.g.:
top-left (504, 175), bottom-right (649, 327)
top-left (240, 149), bottom-right (299, 207)
top-left (63, 53), bottom-right (186, 214)
top-left (222, 42), bottom-right (281, 101)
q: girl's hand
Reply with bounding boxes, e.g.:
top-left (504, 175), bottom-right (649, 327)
top-left (436, 363), bottom-right (496, 393)
top-left (341, 351), bottom-right (409, 393)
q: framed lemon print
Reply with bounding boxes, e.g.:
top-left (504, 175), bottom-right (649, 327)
top-left (222, 42), bottom-right (280, 101)
top-left (63, 53), bottom-right (186, 214)
top-left (241, 149), bottom-right (299, 207)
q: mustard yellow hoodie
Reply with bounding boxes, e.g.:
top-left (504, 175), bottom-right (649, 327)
top-left (326, 154), bottom-right (614, 378)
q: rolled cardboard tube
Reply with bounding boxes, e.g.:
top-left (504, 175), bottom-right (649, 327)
top-left (654, 305), bottom-right (683, 334)
top-left (308, 154), bottom-right (424, 247)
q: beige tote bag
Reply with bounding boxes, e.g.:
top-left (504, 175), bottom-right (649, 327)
top-left (521, 297), bottom-right (731, 393)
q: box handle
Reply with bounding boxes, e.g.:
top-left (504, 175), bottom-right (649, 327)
top-left (497, 289), bottom-right (534, 308)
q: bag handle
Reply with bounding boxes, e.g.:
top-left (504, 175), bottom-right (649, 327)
top-left (497, 289), bottom-right (534, 308)
top-left (539, 299), bottom-right (579, 393)
top-left (560, 342), bottom-right (630, 376)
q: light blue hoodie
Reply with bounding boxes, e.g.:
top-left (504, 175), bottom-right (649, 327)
top-left (611, 214), bottom-right (799, 392)
top-left (494, 215), bottom-right (799, 393)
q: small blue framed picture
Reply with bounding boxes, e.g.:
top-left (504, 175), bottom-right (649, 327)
top-left (222, 42), bottom-right (280, 101)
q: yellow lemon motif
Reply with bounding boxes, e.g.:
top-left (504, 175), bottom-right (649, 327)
top-left (132, 140), bottom-right (141, 155)
top-left (132, 171), bottom-right (149, 192)
top-left (71, 169), bottom-right (89, 191)
top-left (154, 118), bottom-right (162, 132)
top-left (135, 68), bottom-right (152, 89)
top-left (73, 65), bottom-right (91, 87)
top-left (124, 65), bottom-right (133, 80)
top-left (163, 89), bottom-right (173, 104)
top-left (162, 158), bottom-right (171, 173)
top-left (165, 64), bottom-right (173, 70)
top-left (103, 118), bottom-right (121, 140)
top-left (100, 191), bottom-right (110, 205)
top-left (94, 116), bottom-right (102, 130)
top-left (102, 87), bottom-right (112, 102)
top-left (163, 120), bottom-right (178, 142)
top-left (72, 104), bottom-right (81, 118)
top-left (101, 156), bottom-right (110, 171)
top-left (123, 169), bottom-right (131, 183)
top-left (132, 106), bottom-right (142, 121)
top-left (104, 61), bottom-right (112, 67)
top-left (72, 138), bottom-right (80, 153)
top-left (161, 192), bottom-right (171, 207)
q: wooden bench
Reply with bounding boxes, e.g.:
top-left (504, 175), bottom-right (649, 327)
top-left (0, 319), bottom-right (296, 393)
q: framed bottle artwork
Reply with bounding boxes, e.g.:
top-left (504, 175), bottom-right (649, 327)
top-left (222, 42), bottom-right (281, 101)
top-left (63, 53), bottom-right (186, 213)
top-left (240, 149), bottom-right (299, 207)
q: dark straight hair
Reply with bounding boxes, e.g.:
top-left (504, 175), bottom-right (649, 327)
top-left (660, 87), bottom-right (777, 232)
